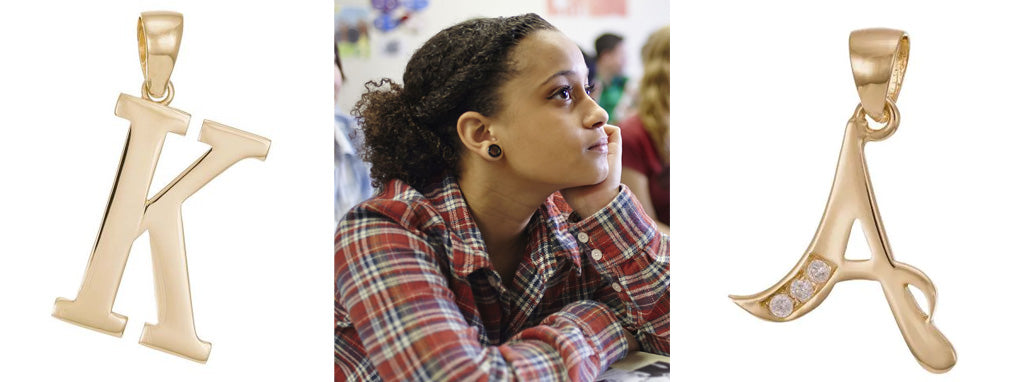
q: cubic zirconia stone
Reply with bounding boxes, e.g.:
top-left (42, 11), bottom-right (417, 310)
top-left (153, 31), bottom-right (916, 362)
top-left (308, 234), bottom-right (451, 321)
top-left (807, 259), bottom-right (832, 283)
top-left (769, 294), bottom-right (794, 318)
top-left (789, 279), bottom-right (814, 302)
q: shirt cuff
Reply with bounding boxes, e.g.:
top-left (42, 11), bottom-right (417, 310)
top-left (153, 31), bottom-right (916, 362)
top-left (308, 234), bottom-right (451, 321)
top-left (540, 300), bottom-right (630, 372)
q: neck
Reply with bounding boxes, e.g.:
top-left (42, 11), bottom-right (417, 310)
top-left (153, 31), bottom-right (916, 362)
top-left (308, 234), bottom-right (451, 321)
top-left (458, 160), bottom-right (555, 266)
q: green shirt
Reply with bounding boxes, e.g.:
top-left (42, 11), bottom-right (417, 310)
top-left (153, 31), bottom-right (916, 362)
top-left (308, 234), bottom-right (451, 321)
top-left (598, 75), bottom-right (628, 123)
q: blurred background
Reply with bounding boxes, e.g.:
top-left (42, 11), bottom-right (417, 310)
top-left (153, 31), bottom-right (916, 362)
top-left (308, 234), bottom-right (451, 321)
top-left (334, 0), bottom-right (669, 114)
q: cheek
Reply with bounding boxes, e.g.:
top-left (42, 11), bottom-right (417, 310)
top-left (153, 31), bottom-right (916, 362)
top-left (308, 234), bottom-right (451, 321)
top-left (506, 113), bottom-right (578, 156)
top-left (497, 107), bottom-right (607, 184)
top-left (504, 116), bottom-right (597, 174)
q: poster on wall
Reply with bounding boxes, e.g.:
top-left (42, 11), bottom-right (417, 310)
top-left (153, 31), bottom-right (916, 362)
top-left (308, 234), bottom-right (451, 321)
top-left (370, 0), bottom-right (430, 32)
top-left (548, 0), bottom-right (628, 17)
top-left (336, 0), bottom-right (431, 59)
top-left (335, 5), bottom-right (372, 58)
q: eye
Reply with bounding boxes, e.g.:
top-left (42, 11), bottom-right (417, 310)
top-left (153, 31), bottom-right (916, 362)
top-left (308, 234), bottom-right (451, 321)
top-left (585, 83), bottom-right (595, 96)
top-left (549, 86), bottom-right (572, 101)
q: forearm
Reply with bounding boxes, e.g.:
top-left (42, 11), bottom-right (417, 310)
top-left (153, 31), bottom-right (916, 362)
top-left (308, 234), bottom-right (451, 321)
top-left (500, 300), bottom-right (631, 381)
top-left (571, 185), bottom-right (671, 354)
top-left (338, 218), bottom-right (633, 381)
top-left (343, 295), bottom-right (630, 381)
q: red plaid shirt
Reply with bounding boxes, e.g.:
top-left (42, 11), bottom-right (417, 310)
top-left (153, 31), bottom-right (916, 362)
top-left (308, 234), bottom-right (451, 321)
top-left (335, 176), bottom-right (669, 381)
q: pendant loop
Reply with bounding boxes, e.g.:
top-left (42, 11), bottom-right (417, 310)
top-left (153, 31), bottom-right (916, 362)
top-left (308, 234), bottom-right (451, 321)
top-left (854, 98), bottom-right (900, 142)
top-left (138, 11), bottom-right (183, 102)
top-left (849, 28), bottom-right (909, 123)
top-left (142, 80), bottom-right (175, 106)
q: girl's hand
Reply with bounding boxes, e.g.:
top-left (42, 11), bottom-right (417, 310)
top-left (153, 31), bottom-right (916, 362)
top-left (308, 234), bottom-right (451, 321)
top-left (562, 125), bottom-right (621, 218)
top-left (624, 330), bottom-right (640, 352)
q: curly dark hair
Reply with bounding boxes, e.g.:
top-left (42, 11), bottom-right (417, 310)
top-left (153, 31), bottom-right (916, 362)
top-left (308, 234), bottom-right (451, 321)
top-left (352, 13), bottom-right (555, 189)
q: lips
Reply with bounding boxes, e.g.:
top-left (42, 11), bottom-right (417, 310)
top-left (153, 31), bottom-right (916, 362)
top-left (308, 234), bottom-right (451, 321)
top-left (588, 136), bottom-right (609, 152)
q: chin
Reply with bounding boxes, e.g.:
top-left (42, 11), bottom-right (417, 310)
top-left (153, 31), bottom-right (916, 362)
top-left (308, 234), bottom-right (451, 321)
top-left (594, 163), bottom-right (609, 181)
top-left (542, 163), bottom-right (607, 188)
top-left (580, 166), bottom-right (608, 186)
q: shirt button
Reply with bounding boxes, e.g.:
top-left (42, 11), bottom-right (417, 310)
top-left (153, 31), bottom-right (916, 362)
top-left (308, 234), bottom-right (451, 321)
top-left (611, 283), bottom-right (622, 292)
top-left (577, 232), bottom-right (589, 243)
top-left (590, 249), bottom-right (602, 261)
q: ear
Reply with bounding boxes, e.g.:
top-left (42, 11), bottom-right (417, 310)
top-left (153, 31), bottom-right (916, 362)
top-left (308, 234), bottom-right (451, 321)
top-left (456, 111), bottom-right (500, 161)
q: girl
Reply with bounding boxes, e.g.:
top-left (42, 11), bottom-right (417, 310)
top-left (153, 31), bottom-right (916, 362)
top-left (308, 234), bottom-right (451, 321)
top-left (335, 14), bottom-right (669, 381)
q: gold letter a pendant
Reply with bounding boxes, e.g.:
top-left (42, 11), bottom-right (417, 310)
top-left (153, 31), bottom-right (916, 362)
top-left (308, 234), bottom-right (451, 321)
top-left (730, 29), bottom-right (956, 373)
top-left (52, 11), bottom-right (270, 363)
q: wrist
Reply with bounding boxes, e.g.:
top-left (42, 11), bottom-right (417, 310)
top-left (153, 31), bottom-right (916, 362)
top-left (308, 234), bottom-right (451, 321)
top-left (625, 330), bottom-right (640, 352)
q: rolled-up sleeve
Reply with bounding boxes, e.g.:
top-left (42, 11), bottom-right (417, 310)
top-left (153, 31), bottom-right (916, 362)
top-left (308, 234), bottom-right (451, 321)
top-left (337, 207), bottom-right (632, 381)
top-left (570, 185), bottom-right (670, 354)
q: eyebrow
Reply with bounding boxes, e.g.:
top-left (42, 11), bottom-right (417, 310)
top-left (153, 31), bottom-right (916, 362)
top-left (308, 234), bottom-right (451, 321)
top-left (540, 69), bottom-right (577, 87)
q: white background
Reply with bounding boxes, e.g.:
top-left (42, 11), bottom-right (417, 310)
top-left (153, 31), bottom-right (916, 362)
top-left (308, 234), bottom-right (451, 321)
top-left (677, 0), bottom-right (1024, 380)
top-left (0, 1), bottom-right (332, 380)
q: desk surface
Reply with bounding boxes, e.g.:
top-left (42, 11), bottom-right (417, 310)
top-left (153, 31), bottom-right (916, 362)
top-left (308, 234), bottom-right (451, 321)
top-left (608, 351), bottom-right (669, 371)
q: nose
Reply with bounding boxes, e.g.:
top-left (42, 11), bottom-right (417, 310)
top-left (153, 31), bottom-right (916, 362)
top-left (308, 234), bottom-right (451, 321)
top-left (583, 95), bottom-right (608, 129)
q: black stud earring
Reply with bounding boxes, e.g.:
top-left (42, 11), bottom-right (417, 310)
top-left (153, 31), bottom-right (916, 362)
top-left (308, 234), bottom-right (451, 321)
top-left (487, 144), bottom-right (502, 158)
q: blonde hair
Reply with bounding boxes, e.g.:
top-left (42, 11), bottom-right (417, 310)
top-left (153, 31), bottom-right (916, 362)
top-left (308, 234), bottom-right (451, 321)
top-left (637, 26), bottom-right (670, 161)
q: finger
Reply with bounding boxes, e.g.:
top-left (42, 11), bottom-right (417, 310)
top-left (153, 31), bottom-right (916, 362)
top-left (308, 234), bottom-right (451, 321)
top-left (603, 124), bottom-right (621, 143)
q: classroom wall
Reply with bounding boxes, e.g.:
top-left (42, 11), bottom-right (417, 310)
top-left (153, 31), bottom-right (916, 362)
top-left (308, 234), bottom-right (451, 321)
top-left (335, 0), bottom-right (670, 112)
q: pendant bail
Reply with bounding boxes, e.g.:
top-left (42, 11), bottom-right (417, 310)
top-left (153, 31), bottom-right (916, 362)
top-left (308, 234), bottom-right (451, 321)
top-left (138, 11), bottom-right (183, 102)
top-left (849, 28), bottom-right (909, 123)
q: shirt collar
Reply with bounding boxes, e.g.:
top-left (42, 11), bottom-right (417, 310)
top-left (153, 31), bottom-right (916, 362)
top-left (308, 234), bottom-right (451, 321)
top-left (430, 176), bottom-right (582, 279)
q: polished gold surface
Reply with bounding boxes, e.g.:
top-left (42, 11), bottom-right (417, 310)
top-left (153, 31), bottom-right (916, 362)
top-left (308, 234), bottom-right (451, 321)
top-left (730, 29), bottom-right (956, 373)
top-left (849, 28), bottom-right (908, 123)
top-left (137, 11), bottom-right (182, 101)
top-left (142, 80), bottom-right (174, 106)
top-left (53, 12), bottom-right (270, 364)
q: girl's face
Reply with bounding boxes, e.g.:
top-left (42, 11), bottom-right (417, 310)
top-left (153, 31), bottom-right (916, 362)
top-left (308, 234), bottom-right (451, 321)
top-left (488, 30), bottom-right (610, 190)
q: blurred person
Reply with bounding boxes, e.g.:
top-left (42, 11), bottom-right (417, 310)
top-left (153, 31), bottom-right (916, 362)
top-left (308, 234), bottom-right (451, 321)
top-left (335, 14), bottom-right (669, 381)
top-left (335, 46), bottom-right (374, 226)
top-left (582, 45), bottom-right (598, 89)
top-left (619, 26), bottom-right (670, 234)
top-left (593, 33), bottom-right (633, 123)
